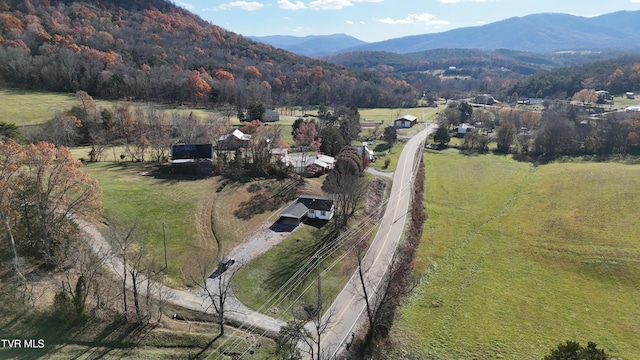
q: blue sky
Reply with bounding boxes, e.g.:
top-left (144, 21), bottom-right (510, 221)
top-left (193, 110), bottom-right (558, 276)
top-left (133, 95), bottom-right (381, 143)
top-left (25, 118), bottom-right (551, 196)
top-left (175, 0), bottom-right (640, 42)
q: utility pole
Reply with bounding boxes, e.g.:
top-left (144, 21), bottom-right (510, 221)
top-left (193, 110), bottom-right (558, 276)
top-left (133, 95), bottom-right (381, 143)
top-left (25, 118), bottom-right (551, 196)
top-left (316, 255), bottom-right (322, 360)
top-left (162, 221), bottom-right (167, 271)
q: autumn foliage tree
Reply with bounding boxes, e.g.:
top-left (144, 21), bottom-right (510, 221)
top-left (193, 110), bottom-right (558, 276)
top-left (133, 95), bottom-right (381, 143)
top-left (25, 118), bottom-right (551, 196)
top-left (294, 122), bottom-right (321, 153)
top-left (0, 140), bottom-right (102, 263)
top-left (186, 71), bottom-right (211, 105)
top-left (572, 89), bottom-right (598, 104)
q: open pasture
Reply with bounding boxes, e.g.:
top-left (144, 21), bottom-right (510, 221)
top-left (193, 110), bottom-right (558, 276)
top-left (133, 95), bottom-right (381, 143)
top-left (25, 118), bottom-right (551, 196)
top-left (393, 150), bottom-right (640, 359)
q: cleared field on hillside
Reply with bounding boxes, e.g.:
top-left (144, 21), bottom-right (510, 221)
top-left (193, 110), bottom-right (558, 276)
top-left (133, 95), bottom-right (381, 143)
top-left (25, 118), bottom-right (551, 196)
top-left (80, 162), bottom-right (296, 288)
top-left (0, 88), bottom-right (120, 125)
top-left (80, 162), bottom-right (220, 288)
top-left (0, 88), bottom-right (225, 127)
top-left (392, 151), bottom-right (640, 359)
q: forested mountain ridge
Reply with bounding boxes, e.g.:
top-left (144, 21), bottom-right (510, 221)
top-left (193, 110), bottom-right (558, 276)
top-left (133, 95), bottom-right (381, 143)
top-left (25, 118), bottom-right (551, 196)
top-left (324, 48), bottom-right (627, 75)
top-left (0, 0), bottom-right (416, 108)
top-left (341, 11), bottom-right (640, 54)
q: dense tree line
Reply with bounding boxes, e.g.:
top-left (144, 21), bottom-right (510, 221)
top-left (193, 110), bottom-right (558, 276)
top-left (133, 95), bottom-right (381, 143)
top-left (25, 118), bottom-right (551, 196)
top-left (436, 100), bottom-right (640, 158)
top-left (508, 55), bottom-right (640, 100)
top-left (0, 0), bottom-right (416, 109)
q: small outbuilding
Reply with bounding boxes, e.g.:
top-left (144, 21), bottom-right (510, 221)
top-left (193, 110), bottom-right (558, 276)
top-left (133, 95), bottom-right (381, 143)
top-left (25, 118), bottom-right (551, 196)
top-left (394, 114), bottom-right (417, 128)
top-left (264, 109), bottom-right (280, 122)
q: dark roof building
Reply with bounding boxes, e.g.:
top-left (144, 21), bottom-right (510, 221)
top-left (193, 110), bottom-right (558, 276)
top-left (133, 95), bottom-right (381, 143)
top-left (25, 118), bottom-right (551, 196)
top-left (170, 143), bottom-right (214, 175)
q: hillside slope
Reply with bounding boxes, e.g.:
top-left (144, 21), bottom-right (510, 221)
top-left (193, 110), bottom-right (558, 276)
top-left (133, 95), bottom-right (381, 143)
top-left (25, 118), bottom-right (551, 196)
top-left (0, 0), bottom-right (415, 108)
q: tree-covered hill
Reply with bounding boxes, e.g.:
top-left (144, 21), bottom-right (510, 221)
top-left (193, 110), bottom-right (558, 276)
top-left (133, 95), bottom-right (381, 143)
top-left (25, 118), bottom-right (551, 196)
top-left (508, 55), bottom-right (640, 99)
top-left (0, 0), bottom-right (416, 108)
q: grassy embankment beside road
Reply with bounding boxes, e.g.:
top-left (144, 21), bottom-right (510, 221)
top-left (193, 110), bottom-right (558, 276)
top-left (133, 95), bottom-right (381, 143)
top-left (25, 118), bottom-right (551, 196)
top-left (391, 150), bottom-right (640, 359)
top-left (232, 173), bottom-right (384, 320)
top-left (0, 310), bottom-right (275, 359)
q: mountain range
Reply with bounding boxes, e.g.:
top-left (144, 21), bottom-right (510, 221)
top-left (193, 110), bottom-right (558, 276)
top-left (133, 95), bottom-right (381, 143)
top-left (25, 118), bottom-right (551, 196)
top-left (250, 10), bottom-right (640, 56)
top-left (247, 34), bottom-right (366, 57)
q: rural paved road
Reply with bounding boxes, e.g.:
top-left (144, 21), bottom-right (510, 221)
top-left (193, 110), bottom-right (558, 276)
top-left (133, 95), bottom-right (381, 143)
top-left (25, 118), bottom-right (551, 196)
top-left (78, 122), bottom-right (436, 357)
top-left (312, 123), bottom-right (435, 358)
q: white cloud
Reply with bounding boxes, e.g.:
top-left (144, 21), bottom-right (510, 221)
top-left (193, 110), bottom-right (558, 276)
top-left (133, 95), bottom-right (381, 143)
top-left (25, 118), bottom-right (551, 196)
top-left (379, 13), bottom-right (449, 25)
top-left (346, 20), bottom-right (354, 24)
top-left (219, 1), bottom-right (265, 11)
top-left (293, 26), bottom-right (305, 32)
top-left (299, 0), bottom-right (383, 10)
top-left (278, 0), bottom-right (306, 10)
top-left (176, 1), bottom-right (194, 10)
top-left (439, 0), bottom-right (489, 3)
top-left (309, 0), bottom-right (354, 10)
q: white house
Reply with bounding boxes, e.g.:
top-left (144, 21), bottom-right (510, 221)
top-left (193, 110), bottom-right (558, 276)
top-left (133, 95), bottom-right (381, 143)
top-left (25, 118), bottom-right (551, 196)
top-left (279, 195), bottom-right (335, 223)
top-left (456, 123), bottom-right (475, 138)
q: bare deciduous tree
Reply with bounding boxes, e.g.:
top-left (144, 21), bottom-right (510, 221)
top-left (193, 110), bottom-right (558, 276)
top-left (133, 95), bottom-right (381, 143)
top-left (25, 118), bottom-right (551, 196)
top-left (192, 255), bottom-right (240, 338)
top-left (61, 241), bottom-right (107, 316)
top-left (0, 139), bottom-right (25, 282)
top-left (108, 219), bottom-right (139, 318)
top-left (108, 219), bottom-right (168, 323)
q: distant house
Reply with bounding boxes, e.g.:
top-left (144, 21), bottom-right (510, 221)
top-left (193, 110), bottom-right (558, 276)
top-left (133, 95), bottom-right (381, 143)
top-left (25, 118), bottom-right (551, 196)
top-left (217, 129), bottom-right (251, 151)
top-left (596, 90), bottom-right (614, 104)
top-left (455, 123), bottom-right (475, 138)
top-left (279, 195), bottom-right (335, 224)
top-left (476, 94), bottom-right (499, 105)
top-left (170, 143), bottom-right (214, 175)
top-left (355, 145), bottom-right (376, 162)
top-left (528, 98), bottom-right (543, 105)
top-left (305, 154), bottom-right (335, 176)
top-left (264, 109), bottom-right (280, 122)
top-left (270, 148), bottom-right (289, 163)
top-left (394, 114), bottom-right (417, 128)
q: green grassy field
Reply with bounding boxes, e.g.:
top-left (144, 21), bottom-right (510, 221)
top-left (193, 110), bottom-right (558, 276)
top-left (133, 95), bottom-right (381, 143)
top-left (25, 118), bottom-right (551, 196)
top-left (79, 162), bottom-right (220, 288)
top-left (79, 162), bottom-right (287, 288)
top-left (392, 150), bottom-right (640, 359)
top-left (0, 88), bottom-right (120, 125)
